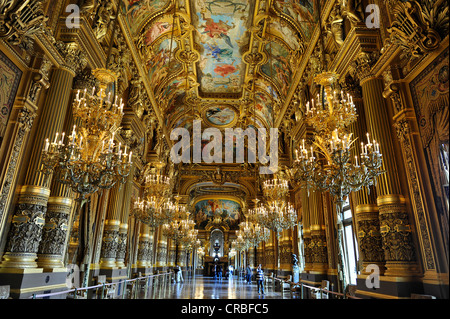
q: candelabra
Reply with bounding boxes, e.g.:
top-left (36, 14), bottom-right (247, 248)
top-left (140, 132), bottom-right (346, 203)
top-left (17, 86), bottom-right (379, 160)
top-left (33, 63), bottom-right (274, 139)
top-left (292, 71), bottom-right (384, 211)
top-left (41, 68), bottom-right (131, 200)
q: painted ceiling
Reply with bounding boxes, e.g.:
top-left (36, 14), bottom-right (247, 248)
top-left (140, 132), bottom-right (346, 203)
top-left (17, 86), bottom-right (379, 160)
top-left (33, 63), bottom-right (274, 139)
top-left (122, 0), bottom-right (317, 132)
top-left (120, 0), bottom-right (319, 220)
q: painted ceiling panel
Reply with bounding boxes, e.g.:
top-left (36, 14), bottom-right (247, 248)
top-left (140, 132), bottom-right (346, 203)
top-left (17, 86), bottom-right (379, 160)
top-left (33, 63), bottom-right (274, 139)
top-left (122, 0), bottom-right (172, 35)
top-left (192, 0), bottom-right (253, 95)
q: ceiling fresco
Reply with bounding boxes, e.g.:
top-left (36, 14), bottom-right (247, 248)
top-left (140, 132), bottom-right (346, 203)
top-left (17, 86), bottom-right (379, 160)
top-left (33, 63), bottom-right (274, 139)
top-left (119, 0), bottom-right (314, 214)
top-left (192, 0), bottom-right (253, 95)
top-left (273, 0), bottom-right (318, 40)
top-left (122, 0), bottom-right (172, 35)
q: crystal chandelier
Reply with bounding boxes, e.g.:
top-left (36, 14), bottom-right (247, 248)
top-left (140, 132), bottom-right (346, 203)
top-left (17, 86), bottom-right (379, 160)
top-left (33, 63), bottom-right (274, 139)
top-left (292, 71), bottom-right (384, 211)
top-left (238, 218), bottom-right (270, 248)
top-left (132, 162), bottom-right (175, 228)
top-left (41, 68), bottom-right (131, 199)
top-left (162, 211), bottom-right (196, 243)
top-left (254, 178), bottom-right (297, 236)
top-left (232, 230), bottom-right (248, 252)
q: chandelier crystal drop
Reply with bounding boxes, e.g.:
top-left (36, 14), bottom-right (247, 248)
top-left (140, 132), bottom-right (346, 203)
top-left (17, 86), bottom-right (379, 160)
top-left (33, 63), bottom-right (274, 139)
top-left (41, 68), bottom-right (131, 199)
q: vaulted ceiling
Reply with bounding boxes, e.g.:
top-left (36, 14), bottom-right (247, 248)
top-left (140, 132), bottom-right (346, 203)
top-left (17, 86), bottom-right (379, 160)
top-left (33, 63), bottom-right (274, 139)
top-left (118, 0), bottom-right (321, 221)
top-left (121, 0), bottom-right (317, 135)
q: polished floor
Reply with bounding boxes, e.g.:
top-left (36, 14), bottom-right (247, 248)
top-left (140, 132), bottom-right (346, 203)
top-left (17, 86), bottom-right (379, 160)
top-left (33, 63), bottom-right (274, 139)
top-left (148, 274), bottom-right (300, 299)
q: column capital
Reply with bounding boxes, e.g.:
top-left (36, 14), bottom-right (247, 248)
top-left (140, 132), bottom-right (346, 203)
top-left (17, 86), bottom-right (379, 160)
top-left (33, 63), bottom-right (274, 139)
top-left (55, 41), bottom-right (88, 76)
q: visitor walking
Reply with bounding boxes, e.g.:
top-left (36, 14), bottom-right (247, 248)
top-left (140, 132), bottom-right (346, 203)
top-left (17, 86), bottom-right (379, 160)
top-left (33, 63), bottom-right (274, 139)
top-left (256, 264), bottom-right (265, 294)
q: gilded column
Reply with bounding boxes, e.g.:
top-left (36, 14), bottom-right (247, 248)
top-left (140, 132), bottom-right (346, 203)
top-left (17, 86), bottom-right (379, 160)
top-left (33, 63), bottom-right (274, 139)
top-left (264, 233), bottom-right (276, 274)
top-left (36, 197), bottom-right (72, 270)
top-left (300, 188), bottom-right (313, 273)
top-left (99, 182), bottom-right (124, 269)
top-left (355, 55), bottom-right (418, 277)
top-left (342, 75), bottom-right (385, 275)
top-left (247, 246), bottom-right (255, 268)
top-left (116, 162), bottom-right (136, 269)
top-left (137, 224), bottom-right (151, 270)
top-left (309, 191), bottom-right (328, 274)
top-left (168, 239), bottom-right (176, 267)
top-left (177, 246), bottom-right (186, 268)
top-left (279, 229), bottom-right (293, 276)
top-left (1, 43), bottom-right (84, 269)
top-left (155, 227), bottom-right (168, 271)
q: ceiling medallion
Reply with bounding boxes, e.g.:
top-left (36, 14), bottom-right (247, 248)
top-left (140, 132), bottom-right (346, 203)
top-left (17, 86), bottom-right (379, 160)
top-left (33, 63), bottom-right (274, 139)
top-left (202, 104), bottom-right (238, 128)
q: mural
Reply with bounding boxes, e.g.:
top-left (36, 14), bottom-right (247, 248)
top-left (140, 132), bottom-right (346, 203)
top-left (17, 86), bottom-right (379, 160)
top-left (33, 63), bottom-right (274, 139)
top-left (274, 0), bottom-right (317, 39)
top-left (143, 20), bottom-right (173, 45)
top-left (122, 0), bottom-right (171, 35)
top-left (0, 51), bottom-right (22, 146)
top-left (261, 41), bottom-right (292, 98)
top-left (204, 105), bottom-right (236, 126)
top-left (146, 38), bottom-right (180, 92)
top-left (193, 0), bottom-right (252, 94)
top-left (268, 18), bottom-right (302, 51)
top-left (193, 199), bottom-right (241, 230)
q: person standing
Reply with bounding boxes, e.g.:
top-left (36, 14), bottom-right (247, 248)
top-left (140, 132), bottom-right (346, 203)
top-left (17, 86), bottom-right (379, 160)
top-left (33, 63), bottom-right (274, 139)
top-left (246, 265), bottom-right (252, 283)
top-left (256, 264), bottom-right (265, 295)
top-left (218, 265), bottom-right (223, 280)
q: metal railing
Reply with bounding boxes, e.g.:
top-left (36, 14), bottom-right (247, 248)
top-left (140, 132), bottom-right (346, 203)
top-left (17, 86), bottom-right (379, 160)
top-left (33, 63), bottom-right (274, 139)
top-left (30, 272), bottom-right (172, 299)
top-left (270, 276), bottom-right (362, 299)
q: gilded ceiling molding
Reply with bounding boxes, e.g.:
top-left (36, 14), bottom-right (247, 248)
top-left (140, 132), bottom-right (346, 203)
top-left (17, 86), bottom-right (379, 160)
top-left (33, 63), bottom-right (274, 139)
top-left (118, 13), bottom-right (173, 148)
top-left (0, 0), bottom-right (48, 46)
